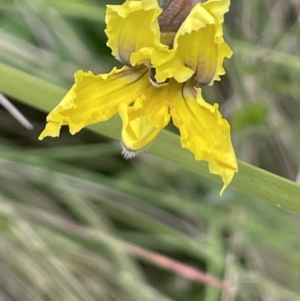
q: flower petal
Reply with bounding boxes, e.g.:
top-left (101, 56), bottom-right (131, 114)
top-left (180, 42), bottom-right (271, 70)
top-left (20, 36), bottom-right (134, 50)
top-left (106, 0), bottom-right (168, 67)
top-left (169, 80), bottom-right (238, 194)
top-left (39, 66), bottom-right (148, 140)
top-left (119, 80), bottom-right (170, 152)
top-left (202, 0), bottom-right (231, 25)
top-left (154, 4), bottom-right (232, 85)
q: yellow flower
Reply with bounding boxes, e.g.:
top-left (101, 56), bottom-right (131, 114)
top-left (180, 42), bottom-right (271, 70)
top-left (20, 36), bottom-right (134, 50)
top-left (39, 0), bottom-right (238, 193)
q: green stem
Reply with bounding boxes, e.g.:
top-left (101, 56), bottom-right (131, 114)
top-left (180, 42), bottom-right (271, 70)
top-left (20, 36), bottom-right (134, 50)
top-left (1, 62), bottom-right (300, 214)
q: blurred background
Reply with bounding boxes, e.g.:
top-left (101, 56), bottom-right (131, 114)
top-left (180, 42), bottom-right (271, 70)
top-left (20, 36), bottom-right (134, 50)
top-left (0, 0), bottom-right (300, 300)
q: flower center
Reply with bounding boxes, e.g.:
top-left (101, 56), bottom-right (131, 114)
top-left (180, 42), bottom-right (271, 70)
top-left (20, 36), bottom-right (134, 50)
top-left (149, 67), bottom-right (169, 87)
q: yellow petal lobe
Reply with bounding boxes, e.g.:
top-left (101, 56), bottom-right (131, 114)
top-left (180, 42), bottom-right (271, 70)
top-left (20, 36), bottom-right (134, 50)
top-left (119, 78), bottom-right (170, 152)
top-left (39, 121), bottom-right (62, 140)
top-left (202, 0), bottom-right (231, 25)
top-left (39, 67), bottom-right (148, 140)
top-left (169, 80), bottom-right (238, 194)
top-left (106, 0), bottom-right (168, 66)
top-left (154, 3), bottom-right (232, 86)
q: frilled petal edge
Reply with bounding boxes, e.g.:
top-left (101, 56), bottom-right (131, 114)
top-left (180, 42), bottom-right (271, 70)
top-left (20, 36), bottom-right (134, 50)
top-left (168, 80), bottom-right (238, 194)
top-left (39, 66), bottom-right (148, 140)
top-left (154, 3), bottom-right (232, 86)
top-left (105, 0), bottom-right (169, 67)
top-left (202, 0), bottom-right (231, 25)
